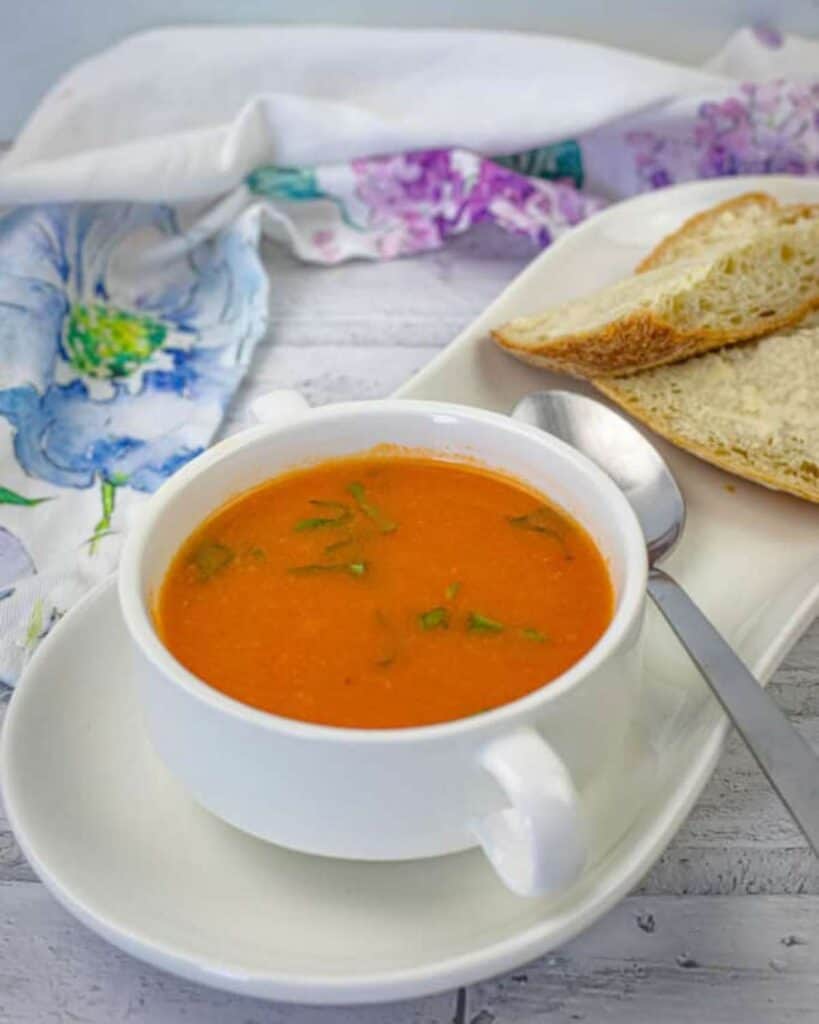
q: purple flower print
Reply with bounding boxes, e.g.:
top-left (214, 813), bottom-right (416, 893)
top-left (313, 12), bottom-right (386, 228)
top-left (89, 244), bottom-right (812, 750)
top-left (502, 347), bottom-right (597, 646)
top-left (697, 82), bottom-right (819, 178)
top-left (350, 149), bottom-right (603, 258)
top-left (627, 80), bottom-right (819, 190)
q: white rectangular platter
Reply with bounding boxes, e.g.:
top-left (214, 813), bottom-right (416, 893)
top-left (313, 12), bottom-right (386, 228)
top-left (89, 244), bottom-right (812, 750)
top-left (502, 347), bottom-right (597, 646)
top-left (397, 173), bottom-right (819, 918)
top-left (3, 176), bottom-right (817, 1008)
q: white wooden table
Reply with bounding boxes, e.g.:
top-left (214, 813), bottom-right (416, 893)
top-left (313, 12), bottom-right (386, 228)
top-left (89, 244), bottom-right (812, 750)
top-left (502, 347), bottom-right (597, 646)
top-left (1, 225), bottom-right (817, 1022)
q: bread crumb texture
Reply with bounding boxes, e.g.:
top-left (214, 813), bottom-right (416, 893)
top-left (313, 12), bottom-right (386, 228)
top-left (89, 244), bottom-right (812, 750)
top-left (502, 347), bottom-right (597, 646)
top-left (595, 318), bottom-right (819, 503)
top-left (493, 220), bottom-right (819, 377)
top-left (637, 192), bottom-right (818, 271)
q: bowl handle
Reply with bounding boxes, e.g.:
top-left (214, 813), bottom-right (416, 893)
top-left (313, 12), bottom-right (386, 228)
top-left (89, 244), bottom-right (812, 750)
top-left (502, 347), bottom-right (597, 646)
top-left (250, 389), bottom-right (312, 426)
top-left (472, 728), bottom-right (587, 897)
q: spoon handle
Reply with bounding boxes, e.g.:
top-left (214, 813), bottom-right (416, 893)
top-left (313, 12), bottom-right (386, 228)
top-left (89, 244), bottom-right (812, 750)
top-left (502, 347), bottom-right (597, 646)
top-left (648, 566), bottom-right (819, 856)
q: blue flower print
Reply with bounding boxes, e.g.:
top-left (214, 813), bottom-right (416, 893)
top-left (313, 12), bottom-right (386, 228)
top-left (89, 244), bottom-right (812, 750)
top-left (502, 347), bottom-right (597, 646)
top-left (0, 203), bottom-right (267, 546)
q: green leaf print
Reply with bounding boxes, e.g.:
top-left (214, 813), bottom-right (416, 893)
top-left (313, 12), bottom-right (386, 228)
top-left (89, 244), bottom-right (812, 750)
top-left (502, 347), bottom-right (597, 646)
top-left (88, 478), bottom-right (119, 553)
top-left (245, 166), bottom-right (325, 200)
top-left (495, 140), bottom-right (584, 188)
top-left (25, 599), bottom-right (43, 650)
top-left (0, 485), bottom-right (50, 507)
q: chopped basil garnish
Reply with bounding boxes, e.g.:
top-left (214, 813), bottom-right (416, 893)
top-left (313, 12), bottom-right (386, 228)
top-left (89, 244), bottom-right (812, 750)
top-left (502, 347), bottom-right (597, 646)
top-left (347, 481), bottom-right (396, 533)
top-left (521, 627), bottom-right (547, 643)
top-left (324, 534), bottom-right (356, 555)
top-left (294, 500), bottom-right (352, 532)
top-left (192, 541), bottom-right (235, 581)
top-left (419, 606), bottom-right (449, 630)
top-left (508, 505), bottom-right (563, 536)
top-left (467, 611), bottom-right (504, 634)
top-left (507, 505), bottom-right (571, 556)
top-left (288, 561), bottom-right (368, 578)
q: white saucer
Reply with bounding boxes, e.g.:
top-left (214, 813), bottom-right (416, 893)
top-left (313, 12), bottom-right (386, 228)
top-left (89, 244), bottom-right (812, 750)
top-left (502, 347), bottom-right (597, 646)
top-left (1, 579), bottom-right (658, 1004)
top-left (4, 176), bottom-right (819, 1005)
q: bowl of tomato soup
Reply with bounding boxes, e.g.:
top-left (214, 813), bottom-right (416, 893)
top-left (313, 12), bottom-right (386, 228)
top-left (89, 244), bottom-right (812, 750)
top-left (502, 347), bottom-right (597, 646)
top-left (119, 391), bottom-right (647, 897)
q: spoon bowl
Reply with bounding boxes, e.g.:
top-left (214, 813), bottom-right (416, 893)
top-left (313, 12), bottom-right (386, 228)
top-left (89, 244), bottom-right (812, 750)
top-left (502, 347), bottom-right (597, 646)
top-left (513, 390), bottom-right (685, 564)
top-left (512, 388), bottom-right (819, 857)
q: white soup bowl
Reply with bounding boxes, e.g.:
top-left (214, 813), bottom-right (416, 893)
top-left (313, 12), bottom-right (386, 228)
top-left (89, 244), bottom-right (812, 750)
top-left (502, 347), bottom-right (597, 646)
top-left (118, 391), bottom-right (647, 898)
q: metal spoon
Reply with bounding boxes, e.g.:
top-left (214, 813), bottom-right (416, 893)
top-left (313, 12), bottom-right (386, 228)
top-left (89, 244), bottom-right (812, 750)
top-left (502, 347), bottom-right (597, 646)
top-left (513, 389), bottom-right (819, 855)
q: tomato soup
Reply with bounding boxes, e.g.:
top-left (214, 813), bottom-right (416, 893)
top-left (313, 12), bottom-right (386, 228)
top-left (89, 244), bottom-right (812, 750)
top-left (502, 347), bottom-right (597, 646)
top-left (155, 454), bottom-right (614, 728)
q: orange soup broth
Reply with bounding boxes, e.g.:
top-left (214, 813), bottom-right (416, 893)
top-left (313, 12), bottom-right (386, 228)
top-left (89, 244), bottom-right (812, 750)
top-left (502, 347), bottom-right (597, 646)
top-left (156, 454), bottom-right (614, 728)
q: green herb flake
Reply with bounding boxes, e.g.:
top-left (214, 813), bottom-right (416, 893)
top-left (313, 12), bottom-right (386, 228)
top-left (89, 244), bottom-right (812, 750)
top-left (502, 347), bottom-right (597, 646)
top-left (288, 562), bottom-right (332, 575)
top-left (294, 517), bottom-right (342, 531)
top-left (521, 627), bottom-right (547, 643)
top-left (347, 481), bottom-right (397, 534)
top-left (324, 534), bottom-right (355, 555)
top-left (467, 611), bottom-right (504, 634)
top-left (245, 546), bottom-right (266, 563)
top-left (288, 561), bottom-right (368, 578)
top-left (311, 499), bottom-right (349, 509)
top-left (508, 505), bottom-right (563, 536)
top-left (445, 582), bottom-right (461, 601)
top-left (192, 541), bottom-right (235, 581)
top-left (419, 606), bottom-right (449, 631)
top-left (507, 505), bottom-right (571, 556)
top-left (293, 500), bottom-right (352, 532)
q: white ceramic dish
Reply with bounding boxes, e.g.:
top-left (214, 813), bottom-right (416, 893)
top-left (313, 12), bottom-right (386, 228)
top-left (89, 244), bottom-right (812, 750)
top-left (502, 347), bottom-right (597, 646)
top-left (2, 175), bottom-right (818, 1004)
top-left (118, 396), bottom-right (647, 897)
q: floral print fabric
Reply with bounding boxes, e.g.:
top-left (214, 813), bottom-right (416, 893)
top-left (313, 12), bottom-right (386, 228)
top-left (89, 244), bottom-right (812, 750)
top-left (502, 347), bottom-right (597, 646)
top-left (1, 44), bottom-right (818, 682)
top-left (627, 82), bottom-right (819, 190)
top-left (248, 148), bottom-right (603, 263)
top-left (0, 204), bottom-right (267, 683)
top-left (247, 80), bottom-right (819, 264)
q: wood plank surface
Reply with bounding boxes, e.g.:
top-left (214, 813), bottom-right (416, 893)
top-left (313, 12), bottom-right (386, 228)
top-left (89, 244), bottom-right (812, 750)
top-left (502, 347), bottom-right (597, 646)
top-left (1, 885), bottom-right (817, 1024)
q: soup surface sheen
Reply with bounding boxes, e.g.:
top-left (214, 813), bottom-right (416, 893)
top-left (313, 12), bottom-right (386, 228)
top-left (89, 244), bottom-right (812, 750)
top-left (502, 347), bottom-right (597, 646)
top-left (157, 453), bottom-right (614, 728)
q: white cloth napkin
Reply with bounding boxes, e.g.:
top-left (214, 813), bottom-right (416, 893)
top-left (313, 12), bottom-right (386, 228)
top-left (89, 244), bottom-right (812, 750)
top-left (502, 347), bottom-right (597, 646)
top-left (2, 25), bottom-right (816, 205)
top-left (0, 26), bottom-right (726, 203)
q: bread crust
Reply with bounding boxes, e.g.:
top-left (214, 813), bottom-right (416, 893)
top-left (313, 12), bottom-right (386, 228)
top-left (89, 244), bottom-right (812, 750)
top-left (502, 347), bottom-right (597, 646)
top-left (636, 192), bottom-right (778, 272)
top-left (491, 293), bottom-right (819, 378)
top-left (490, 190), bottom-right (819, 501)
top-left (637, 192), bottom-right (819, 272)
top-left (594, 375), bottom-right (819, 504)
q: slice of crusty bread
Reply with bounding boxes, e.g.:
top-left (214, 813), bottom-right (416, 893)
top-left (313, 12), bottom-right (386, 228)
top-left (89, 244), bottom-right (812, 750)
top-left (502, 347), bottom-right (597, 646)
top-left (491, 220), bottom-right (819, 378)
top-left (637, 192), bottom-right (819, 271)
top-left (594, 316), bottom-right (819, 503)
